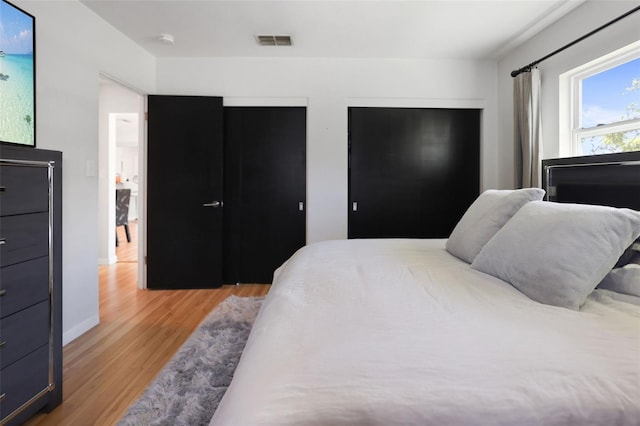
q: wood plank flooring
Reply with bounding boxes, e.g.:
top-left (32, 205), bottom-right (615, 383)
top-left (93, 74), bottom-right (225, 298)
top-left (115, 220), bottom-right (138, 263)
top-left (25, 252), bottom-right (270, 425)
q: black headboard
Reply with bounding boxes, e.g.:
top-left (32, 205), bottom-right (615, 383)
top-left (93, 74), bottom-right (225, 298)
top-left (542, 152), bottom-right (640, 211)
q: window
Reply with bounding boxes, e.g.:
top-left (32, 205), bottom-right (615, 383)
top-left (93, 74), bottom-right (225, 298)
top-left (560, 42), bottom-right (640, 157)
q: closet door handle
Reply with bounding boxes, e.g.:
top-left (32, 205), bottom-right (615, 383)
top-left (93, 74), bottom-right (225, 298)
top-left (203, 201), bottom-right (221, 208)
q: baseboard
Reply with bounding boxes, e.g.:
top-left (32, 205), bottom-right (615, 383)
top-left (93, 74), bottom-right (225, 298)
top-left (63, 314), bottom-right (100, 346)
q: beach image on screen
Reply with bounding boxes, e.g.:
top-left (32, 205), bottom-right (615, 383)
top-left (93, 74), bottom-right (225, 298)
top-left (0, 1), bottom-right (35, 146)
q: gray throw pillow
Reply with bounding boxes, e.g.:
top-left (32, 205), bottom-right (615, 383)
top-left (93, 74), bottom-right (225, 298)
top-left (471, 201), bottom-right (640, 310)
top-left (598, 265), bottom-right (640, 297)
top-left (446, 188), bottom-right (545, 263)
top-left (614, 238), bottom-right (640, 267)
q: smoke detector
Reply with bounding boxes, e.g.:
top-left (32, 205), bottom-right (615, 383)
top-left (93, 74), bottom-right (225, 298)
top-left (158, 33), bottom-right (175, 45)
top-left (256, 34), bottom-right (292, 46)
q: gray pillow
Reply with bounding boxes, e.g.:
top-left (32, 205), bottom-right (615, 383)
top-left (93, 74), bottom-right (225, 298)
top-left (471, 201), bottom-right (640, 310)
top-left (446, 188), bottom-right (545, 263)
top-left (598, 265), bottom-right (640, 297)
top-left (614, 238), bottom-right (640, 267)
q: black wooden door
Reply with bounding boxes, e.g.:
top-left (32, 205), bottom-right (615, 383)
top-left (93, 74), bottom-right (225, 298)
top-left (147, 96), bottom-right (224, 289)
top-left (223, 107), bottom-right (306, 283)
top-left (349, 107), bottom-right (480, 239)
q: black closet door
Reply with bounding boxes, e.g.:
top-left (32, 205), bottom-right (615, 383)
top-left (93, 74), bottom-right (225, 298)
top-left (147, 95), bottom-right (224, 289)
top-left (223, 107), bottom-right (306, 283)
top-left (349, 107), bottom-right (480, 239)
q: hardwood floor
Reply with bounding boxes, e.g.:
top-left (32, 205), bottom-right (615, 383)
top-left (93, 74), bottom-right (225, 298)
top-left (115, 220), bottom-right (138, 263)
top-left (25, 246), bottom-right (270, 425)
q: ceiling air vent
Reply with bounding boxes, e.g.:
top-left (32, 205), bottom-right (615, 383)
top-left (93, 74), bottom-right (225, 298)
top-left (257, 34), bottom-right (292, 46)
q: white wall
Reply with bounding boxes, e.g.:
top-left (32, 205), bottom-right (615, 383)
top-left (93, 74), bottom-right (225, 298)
top-left (13, 0), bottom-right (155, 344)
top-left (156, 57), bottom-right (499, 243)
top-left (117, 146), bottom-right (139, 184)
top-left (497, 0), bottom-right (640, 189)
top-left (25, 0), bottom-right (607, 342)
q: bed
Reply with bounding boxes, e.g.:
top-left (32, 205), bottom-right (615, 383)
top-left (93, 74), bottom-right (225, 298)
top-left (211, 153), bottom-right (640, 426)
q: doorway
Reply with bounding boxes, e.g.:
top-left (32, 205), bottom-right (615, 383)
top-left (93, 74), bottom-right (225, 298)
top-left (98, 77), bottom-right (145, 284)
top-left (114, 112), bottom-right (140, 263)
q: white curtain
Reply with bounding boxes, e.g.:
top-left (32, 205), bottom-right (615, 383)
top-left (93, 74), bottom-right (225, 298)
top-left (513, 68), bottom-right (543, 188)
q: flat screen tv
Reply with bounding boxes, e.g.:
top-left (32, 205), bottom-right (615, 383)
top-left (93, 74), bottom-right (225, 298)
top-left (0, 0), bottom-right (35, 147)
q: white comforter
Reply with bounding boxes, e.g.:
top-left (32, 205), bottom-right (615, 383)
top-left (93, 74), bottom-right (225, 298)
top-left (211, 239), bottom-right (640, 426)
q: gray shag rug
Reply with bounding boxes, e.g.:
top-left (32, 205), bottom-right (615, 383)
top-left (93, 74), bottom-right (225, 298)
top-left (118, 295), bottom-right (264, 426)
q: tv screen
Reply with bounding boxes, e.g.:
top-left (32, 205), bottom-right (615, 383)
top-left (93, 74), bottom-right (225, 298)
top-left (0, 0), bottom-right (35, 147)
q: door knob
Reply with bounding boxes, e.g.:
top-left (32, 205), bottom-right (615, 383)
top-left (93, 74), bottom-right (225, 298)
top-left (203, 201), bottom-right (221, 208)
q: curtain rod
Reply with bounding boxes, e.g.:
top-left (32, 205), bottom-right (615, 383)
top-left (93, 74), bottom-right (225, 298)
top-left (510, 5), bottom-right (640, 78)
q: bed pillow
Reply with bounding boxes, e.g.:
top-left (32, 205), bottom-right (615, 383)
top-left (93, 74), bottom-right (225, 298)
top-left (614, 238), bottom-right (640, 267)
top-left (598, 264), bottom-right (640, 297)
top-left (471, 201), bottom-right (640, 310)
top-left (446, 188), bottom-right (545, 263)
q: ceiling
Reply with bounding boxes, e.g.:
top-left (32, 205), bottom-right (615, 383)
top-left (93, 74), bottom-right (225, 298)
top-left (81, 0), bottom-right (584, 60)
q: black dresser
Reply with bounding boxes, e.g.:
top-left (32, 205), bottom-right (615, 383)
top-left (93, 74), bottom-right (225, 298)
top-left (0, 146), bottom-right (62, 425)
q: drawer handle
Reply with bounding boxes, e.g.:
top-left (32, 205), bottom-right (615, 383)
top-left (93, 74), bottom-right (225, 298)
top-left (0, 238), bottom-right (5, 245)
top-left (0, 341), bottom-right (5, 348)
top-left (0, 393), bottom-right (5, 402)
top-left (0, 289), bottom-right (5, 297)
top-left (0, 186), bottom-right (5, 192)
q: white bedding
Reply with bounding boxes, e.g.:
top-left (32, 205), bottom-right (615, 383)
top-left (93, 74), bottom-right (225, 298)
top-left (211, 239), bottom-right (640, 425)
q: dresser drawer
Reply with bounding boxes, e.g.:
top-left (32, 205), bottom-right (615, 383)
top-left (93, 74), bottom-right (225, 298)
top-left (0, 301), bottom-right (49, 369)
top-left (0, 257), bottom-right (49, 319)
top-left (0, 344), bottom-right (49, 422)
top-left (0, 213), bottom-right (49, 268)
top-left (0, 165), bottom-right (49, 217)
